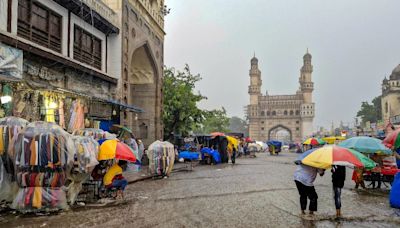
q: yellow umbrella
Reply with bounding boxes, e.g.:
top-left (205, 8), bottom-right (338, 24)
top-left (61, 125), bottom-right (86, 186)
top-left (322, 136), bottom-right (346, 145)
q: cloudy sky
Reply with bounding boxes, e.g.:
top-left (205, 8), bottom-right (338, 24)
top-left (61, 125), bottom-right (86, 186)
top-left (164, 0), bottom-right (400, 129)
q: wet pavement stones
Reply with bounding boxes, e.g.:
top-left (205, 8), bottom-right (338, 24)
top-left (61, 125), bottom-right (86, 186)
top-left (1, 152), bottom-right (400, 227)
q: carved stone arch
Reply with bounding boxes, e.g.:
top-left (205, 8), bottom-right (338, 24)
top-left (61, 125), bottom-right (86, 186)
top-left (128, 42), bottom-right (161, 145)
top-left (268, 124), bottom-right (292, 141)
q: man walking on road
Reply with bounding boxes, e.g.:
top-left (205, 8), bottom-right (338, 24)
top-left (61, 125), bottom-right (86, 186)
top-left (294, 164), bottom-right (325, 215)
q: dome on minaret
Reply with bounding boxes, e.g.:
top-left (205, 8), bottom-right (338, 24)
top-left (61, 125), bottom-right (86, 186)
top-left (389, 64), bottom-right (400, 80)
top-left (251, 54), bottom-right (258, 65)
top-left (303, 49), bottom-right (312, 60)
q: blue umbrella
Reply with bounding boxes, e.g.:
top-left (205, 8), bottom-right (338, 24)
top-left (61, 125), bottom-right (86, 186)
top-left (338, 136), bottom-right (392, 155)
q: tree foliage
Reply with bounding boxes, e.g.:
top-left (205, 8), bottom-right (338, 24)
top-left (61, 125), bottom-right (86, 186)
top-left (356, 96), bottom-right (382, 125)
top-left (194, 108), bottom-right (230, 134)
top-left (163, 65), bottom-right (206, 139)
top-left (228, 116), bottom-right (248, 136)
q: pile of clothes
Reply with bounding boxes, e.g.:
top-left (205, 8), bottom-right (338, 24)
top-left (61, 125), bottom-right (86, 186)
top-left (147, 140), bottom-right (175, 177)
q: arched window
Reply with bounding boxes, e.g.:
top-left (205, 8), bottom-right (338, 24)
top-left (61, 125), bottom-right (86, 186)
top-left (267, 111), bottom-right (270, 116)
top-left (290, 110), bottom-right (294, 115)
top-left (284, 110), bottom-right (288, 115)
top-left (261, 111), bottom-right (265, 116)
top-left (296, 110), bottom-right (300, 115)
top-left (272, 111), bottom-right (276, 116)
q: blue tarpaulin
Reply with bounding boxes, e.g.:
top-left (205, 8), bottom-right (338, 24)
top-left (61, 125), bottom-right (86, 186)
top-left (267, 140), bottom-right (282, 148)
top-left (179, 151), bottom-right (200, 160)
top-left (200, 147), bottom-right (221, 164)
top-left (390, 173), bottom-right (400, 208)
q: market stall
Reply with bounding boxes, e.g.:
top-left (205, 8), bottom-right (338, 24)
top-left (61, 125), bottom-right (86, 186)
top-left (11, 121), bottom-right (75, 212)
top-left (147, 141), bottom-right (175, 177)
top-left (0, 116), bottom-right (29, 203)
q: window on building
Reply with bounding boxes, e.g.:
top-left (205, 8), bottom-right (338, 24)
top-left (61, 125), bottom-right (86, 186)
top-left (17, 0), bottom-right (62, 52)
top-left (272, 111), bottom-right (276, 116)
top-left (385, 102), bottom-right (389, 113)
top-left (267, 111), bottom-right (270, 116)
top-left (261, 127), bottom-right (265, 131)
top-left (296, 110), bottom-right (300, 115)
top-left (261, 111), bottom-right (265, 116)
top-left (296, 121), bottom-right (299, 124)
top-left (296, 127), bottom-right (299, 131)
top-left (290, 110), bottom-right (294, 115)
top-left (284, 110), bottom-right (288, 115)
top-left (261, 121), bottom-right (264, 124)
top-left (74, 25), bottom-right (102, 69)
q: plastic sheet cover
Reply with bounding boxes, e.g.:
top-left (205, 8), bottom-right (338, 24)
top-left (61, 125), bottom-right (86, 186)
top-left (66, 136), bottom-right (99, 205)
top-left (12, 121), bottom-right (74, 211)
top-left (73, 128), bottom-right (116, 140)
top-left (148, 140), bottom-right (175, 176)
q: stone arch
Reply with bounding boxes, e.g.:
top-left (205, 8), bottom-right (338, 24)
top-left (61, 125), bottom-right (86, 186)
top-left (268, 124), bottom-right (292, 141)
top-left (128, 43), bottom-right (160, 144)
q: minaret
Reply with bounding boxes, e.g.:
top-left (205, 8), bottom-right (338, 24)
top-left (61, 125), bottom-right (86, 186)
top-left (249, 55), bottom-right (262, 105)
top-left (247, 54), bottom-right (262, 140)
top-left (299, 49), bottom-right (313, 102)
top-left (299, 49), bottom-right (315, 139)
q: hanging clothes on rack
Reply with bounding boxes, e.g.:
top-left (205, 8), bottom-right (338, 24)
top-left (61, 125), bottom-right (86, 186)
top-left (12, 121), bottom-right (74, 212)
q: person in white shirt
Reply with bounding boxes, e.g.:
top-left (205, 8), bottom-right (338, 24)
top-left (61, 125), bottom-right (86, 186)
top-left (294, 164), bottom-right (325, 215)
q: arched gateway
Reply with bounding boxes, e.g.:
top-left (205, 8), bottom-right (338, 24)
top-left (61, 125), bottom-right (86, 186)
top-left (246, 51), bottom-right (315, 143)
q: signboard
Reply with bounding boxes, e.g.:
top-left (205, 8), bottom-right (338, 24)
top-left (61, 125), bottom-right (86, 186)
top-left (390, 115), bottom-right (400, 125)
top-left (89, 101), bottom-right (112, 119)
top-left (0, 42), bottom-right (23, 80)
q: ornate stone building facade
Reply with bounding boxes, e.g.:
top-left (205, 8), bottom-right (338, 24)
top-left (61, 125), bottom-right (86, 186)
top-left (247, 51), bottom-right (315, 142)
top-left (381, 64), bottom-right (400, 125)
top-left (105, 0), bottom-right (165, 145)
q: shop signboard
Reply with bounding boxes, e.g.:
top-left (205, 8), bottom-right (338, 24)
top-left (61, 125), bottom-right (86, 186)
top-left (0, 42), bottom-right (23, 80)
top-left (390, 115), bottom-right (400, 125)
top-left (90, 101), bottom-right (112, 119)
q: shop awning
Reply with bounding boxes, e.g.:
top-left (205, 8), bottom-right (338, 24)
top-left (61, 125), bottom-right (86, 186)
top-left (106, 99), bottom-right (144, 113)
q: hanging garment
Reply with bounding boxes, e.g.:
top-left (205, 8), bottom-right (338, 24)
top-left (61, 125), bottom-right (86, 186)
top-left (59, 100), bottom-right (65, 129)
top-left (32, 187), bottom-right (42, 209)
top-left (0, 127), bottom-right (4, 155)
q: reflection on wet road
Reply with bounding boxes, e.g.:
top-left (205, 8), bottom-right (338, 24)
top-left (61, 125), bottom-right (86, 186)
top-left (1, 152), bottom-right (400, 227)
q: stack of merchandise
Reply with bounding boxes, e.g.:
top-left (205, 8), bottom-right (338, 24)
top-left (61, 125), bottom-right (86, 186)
top-left (12, 121), bottom-right (75, 212)
top-left (147, 140), bottom-right (175, 177)
top-left (0, 117), bottom-right (29, 203)
top-left (66, 136), bottom-right (99, 204)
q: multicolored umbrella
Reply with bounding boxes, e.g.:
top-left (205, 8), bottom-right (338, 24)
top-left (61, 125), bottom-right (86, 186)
top-left (98, 139), bottom-right (137, 162)
top-left (339, 136), bottom-right (392, 155)
top-left (295, 145), bottom-right (364, 169)
top-left (383, 128), bottom-right (400, 150)
top-left (303, 138), bottom-right (326, 146)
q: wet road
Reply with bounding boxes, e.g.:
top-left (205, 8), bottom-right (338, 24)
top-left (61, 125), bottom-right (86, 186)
top-left (1, 152), bottom-right (400, 227)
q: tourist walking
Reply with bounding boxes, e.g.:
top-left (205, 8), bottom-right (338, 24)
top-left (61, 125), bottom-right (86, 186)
top-left (294, 164), bottom-right (325, 215)
top-left (331, 165), bottom-right (346, 217)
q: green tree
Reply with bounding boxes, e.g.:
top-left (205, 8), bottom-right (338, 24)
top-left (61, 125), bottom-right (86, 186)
top-left (228, 116), bottom-right (248, 136)
top-left (163, 65), bottom-right (206, 139)
top-left (194, 108), bottom-right (230, 134)
top-left (372, 96), bottom-right (382, 121)
top-left (356, 96), bottom-right (382, 125)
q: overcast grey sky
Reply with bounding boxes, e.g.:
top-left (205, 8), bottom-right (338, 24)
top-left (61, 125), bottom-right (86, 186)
top-left (164, 0), bottom-right (400, 129)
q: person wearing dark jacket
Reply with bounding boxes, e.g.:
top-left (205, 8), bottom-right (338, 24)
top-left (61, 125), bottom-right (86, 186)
top-left (332, 165), bottom-right (346, 217)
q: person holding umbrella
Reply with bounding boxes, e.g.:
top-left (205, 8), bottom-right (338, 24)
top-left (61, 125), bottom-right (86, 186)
top-left (293, 164), bottom-right (325, 215)
top-left (331, 165), bottom-right (346, 218)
